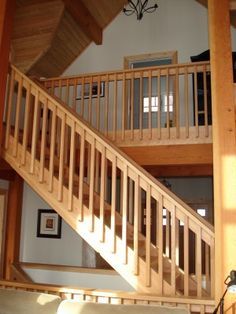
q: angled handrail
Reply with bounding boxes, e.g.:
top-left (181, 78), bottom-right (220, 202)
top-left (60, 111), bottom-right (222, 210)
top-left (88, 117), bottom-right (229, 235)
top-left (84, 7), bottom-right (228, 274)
top-left (3, 64), bottom-right (215, 297)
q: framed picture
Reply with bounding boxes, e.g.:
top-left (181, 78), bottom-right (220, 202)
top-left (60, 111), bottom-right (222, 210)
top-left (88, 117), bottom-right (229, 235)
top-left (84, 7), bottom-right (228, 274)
top-left (76, 82), bottom-right (105, 100)
top-left (37, 209), bottom-right (62, 238)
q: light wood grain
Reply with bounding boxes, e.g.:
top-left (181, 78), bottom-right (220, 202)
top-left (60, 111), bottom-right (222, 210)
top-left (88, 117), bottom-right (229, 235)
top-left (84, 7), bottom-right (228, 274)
top-left (3, 65), bottom-right (215, 297)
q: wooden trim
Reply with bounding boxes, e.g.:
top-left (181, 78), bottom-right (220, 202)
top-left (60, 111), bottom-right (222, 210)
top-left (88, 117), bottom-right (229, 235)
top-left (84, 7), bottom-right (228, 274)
top-left (0, 280), bottom-right (216, 314)
top-left (20, 262), bottom-right (117, 275)
top-left (123, 51), bottom-right (178, 69)
top-left (121, 144), bottom-right (213, 166)
top-left (0, 0), bottom-right (15, 154)
top-left (208, 0), bottom-right (236, 305)
top-left (3, 174), bottom-right (23, 280)
top-left (10, 263), bottom-right (32, 283)
top-left (0, 190), bottom-right (7, 279)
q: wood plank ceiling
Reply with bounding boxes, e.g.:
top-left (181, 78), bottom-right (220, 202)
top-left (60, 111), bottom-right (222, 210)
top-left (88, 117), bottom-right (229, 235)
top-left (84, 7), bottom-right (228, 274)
top-left (11, 0), bottom-right (127, 77)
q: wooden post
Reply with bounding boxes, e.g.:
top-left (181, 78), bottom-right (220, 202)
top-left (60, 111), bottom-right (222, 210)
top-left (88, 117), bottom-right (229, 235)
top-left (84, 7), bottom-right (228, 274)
top-left (0, 0), bottom-right (15, 154)
top-left (208, 0), bottom-right (236, 309)
top-left (3, 174), bottom-right (23, 280)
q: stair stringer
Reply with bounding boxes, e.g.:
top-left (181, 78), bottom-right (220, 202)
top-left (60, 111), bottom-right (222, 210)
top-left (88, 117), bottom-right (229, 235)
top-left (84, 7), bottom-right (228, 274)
top-left (3, 136), bottom-right (171, 295)
top-left (3, 65), bottom-right (215, 298)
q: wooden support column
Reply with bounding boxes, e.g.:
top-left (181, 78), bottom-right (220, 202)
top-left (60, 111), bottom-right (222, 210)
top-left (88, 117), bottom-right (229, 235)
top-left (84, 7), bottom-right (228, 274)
top-left (3, 174), bottom-right (23, 280)
top-left (0, 0), bottom-right (15, 154)
top-left (208, 0), bottom-right (236, 310)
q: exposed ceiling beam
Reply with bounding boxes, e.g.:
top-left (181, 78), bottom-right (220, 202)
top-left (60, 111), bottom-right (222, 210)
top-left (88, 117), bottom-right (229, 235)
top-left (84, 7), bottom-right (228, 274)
top-left (62, 0), bottom-right (102, 45)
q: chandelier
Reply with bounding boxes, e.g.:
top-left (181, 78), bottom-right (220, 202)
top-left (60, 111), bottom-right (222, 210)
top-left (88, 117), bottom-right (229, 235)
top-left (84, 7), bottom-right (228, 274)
top-left (123, 0), bottom-right (158, 20)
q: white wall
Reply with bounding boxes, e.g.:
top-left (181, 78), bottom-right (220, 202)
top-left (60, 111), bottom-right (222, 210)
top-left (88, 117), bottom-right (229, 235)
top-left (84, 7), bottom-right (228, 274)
top-left (20, 183), bottom-right (83, 266)
top-left (23, 267), bottom-right (134, 291)
top-left (20, 183), bottom-right (134, 290)
top-left (0, 179), bottom-right (9, 190)
top-left (64, 0), bottom-right (209, 76)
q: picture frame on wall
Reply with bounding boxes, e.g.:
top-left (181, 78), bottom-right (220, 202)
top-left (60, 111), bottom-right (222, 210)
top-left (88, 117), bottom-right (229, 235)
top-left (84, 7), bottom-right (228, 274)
top-left (37, 209), bottom-right (62, 238)
top-left (76, 82), bottom-right (105, 100)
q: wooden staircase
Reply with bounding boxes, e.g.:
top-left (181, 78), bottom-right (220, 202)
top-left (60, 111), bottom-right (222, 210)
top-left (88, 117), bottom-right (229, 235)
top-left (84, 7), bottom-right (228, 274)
top-left (2, 65), bottom-right (215, 297)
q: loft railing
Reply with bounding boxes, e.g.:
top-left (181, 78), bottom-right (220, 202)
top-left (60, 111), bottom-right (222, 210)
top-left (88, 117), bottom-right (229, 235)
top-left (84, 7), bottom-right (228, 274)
top-left (41, 61), bottom-right (212, 146)
top-left (4, 65), bottom-right (215, 297)
top-left (0, 280), bottom-right (215, 314)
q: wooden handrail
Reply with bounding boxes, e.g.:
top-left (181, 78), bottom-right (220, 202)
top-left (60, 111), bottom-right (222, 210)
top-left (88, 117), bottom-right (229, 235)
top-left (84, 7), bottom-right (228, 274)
top-left (3, 64), bottom-right (215, 298)
top-left (40, 61), bottom-right (212, 147)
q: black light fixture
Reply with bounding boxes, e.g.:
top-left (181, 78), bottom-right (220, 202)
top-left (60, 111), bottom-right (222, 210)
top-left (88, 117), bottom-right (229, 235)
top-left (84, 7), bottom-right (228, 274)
top-left (123, 0), bottom-right (158, 20)
top-left (213, 270), bottom-right (236, 314)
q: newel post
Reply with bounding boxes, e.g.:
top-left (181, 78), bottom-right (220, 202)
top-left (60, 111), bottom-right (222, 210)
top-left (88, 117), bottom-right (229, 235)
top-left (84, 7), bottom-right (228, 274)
top-left (208, 0), bottom-right (236, 311)
top-left (0, 0), bottom-right (15, 154)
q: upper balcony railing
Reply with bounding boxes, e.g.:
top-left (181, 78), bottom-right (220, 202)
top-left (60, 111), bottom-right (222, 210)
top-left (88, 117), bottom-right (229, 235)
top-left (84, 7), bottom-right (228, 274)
top-left (41, 61), bottom-right (212, 146)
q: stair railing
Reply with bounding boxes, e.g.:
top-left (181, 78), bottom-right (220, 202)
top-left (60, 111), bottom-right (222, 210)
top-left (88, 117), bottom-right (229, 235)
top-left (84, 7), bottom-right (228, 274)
top-left (41, 61), bottom-right (212, 146)
top-left (4, 65), bottom-right (215, 297)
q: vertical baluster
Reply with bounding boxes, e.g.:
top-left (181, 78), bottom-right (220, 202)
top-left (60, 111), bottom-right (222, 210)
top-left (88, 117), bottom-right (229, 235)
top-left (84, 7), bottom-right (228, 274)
top-left (39, 99), bottom-right (48, 182)
top-left (171, 205), bottom-right (176, 295)
top-left (205, 243), bottom-right (210, 294)
top-left (175, 217), bottom-right (180, 267)
top-left (165, 209), bottom-right (170, 258)
top-left (68, 120), bottom-right (75, 211)
top-left (166, 68), bottom-right (170, 138)
top-left (72, 78), bottom-right (77, 111)
top-left (105, 74), bottom-right (109, 136)
top-left (50, 80), bottom-right (55, 96)
top-left (65, 79), bottom-right (69, 105)
top-left (81, 77), bottom-right (85, 118)
top-left (21, 83), bottom-right (31, 165)
top-left (48, 106), bottom-right (56, 192)
top-left (130, 71), bottom-right (134, 140)
top-left (96, 76), bottom-right (101, 131)
top-left (94, 151), bottom-right (99, 193)
top-left (196, 226), bottom-right (202, 297)
top-left (148, 70), bottom-right (152, 139)
top-left (30, 90), bottom-right (39, 174)
top-left (146, 184), bottom-right (151, 287)
top-left (139, 73), bottom-right (143, 140)
top-left (194, 66), bottom-right (199, 137)
top-left (59, 79), bottom-right (62, 101)
top-left (184, 67), bottom-right (189, 138)
top-left (157, 70), bottom-right (161, 139)
top-left (203, 65), bottom-right (209, 137)
top-left (113, 74), bottom-right (117, 141)
top-left (111, 156), bottom-right (117, 253)
top-left (175, 67), bottom-right (180, 138)
top-left (133, 174), bottom-right (140, 275)
top-left (5, 69), bottom-right (15, 149)
top-left (88, 77), bottom-right (93, 124)
top-left (158, 194), bottom-right (164, 294)
top-left (86, 142), bottom-right (91, 185)
top-left (13, 77), bottom-right (23, 157)
top-left (184, 215), bottom-right (189, 296)
top-left (122, 73), bottom-right (126, 141)
top-left (78, 129), bottom-right (85, 221)
top-left (210, 238), bottom-right (215, 298)
top-left (100, 146), bottom-right (106, 242)
top-left (122, 164), bottom-right (128, 264)
top-left (128, 179), bottom-right (133, 224)
top-left (89, 137), bottom-right (95, 231)
top-left (58, 112), bottom-right (66, 202)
